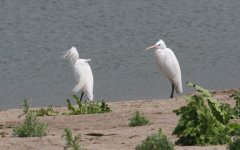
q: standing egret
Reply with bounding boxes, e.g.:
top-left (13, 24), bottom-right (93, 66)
top-left (63, 47), bottom-right (94, 101)
top-left (145, 39), bottom-right (182, 98)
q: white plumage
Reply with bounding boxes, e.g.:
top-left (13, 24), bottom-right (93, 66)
top-left (63, 47), bottom-right (94, 100)
top-left (146, 39), bottom-right (182, 98)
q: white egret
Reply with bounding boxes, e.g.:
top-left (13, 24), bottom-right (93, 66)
top-left (145, 39), bottom-right (182, 98)
top-left (63, 47), bottom-right (94, 101)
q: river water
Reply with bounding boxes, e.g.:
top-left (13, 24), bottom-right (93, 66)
top-left (0, 0), bottom-right (240, 108)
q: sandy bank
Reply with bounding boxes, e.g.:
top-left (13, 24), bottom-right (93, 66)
top-left (0, 89), bottom-right (238, 150)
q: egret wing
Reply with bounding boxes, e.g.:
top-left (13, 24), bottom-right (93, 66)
top-left (156, 49), bottom-right (182, 93)
top-left (74, 59), bottom-right (94, 92)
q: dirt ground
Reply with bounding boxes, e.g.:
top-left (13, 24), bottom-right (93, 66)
top-left (0, 89), bottom-right (239, 150)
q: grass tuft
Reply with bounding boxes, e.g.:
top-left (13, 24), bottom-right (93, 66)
top-left (18, 99), bottom-right (58, 118)
top-left (63, 128), bottom-right (84, 150)
top-left (63, 95), bottom-right (111, 115)
top-left (136, 129), bottom-right (174, 150)
top-left (128, 111), bottom-right (149, 127)
top-left (13, 111), bottom-right (47, 137)
top-left (35, 105), bottom-right (59, 116)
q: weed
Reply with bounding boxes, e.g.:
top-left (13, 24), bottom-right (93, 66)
top-left (63, 95), bottom-right (111, 115)
top-left (231, 91), bottom-right (240, 118)
top-left (18, 99), bottom-right (30, 118)
top-left (228, 137), bottom-right (240, 150)
top-left (13, 111), bottom-right (47, 137)
top-left (18, 99), bottom-right (58, 118)
top-left (136, 129), bottom-right (174, 150)
top-left (35, 105), bottom-right (59, 116)
top-left (128, 111), bottom-right (149, 127)
top-left (173, 82), bottom-right (240, 145)
top-left (231, 91), bottom-right (240, 101)
top-left (63, 128), bottom-right (83, 150)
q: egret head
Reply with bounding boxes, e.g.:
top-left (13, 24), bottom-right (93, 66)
top-left (145, 39), bottom-right (166, 51)
top-left (63, 47), bottom-right (79, 62)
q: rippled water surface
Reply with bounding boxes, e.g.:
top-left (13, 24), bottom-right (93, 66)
top-left (0, 0), bottom-right (240, 108)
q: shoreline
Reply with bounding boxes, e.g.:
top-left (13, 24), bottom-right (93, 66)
top-left (0, 89), bottom-right (238, 150)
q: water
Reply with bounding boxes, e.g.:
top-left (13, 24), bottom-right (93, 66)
top-left (0, 0), bottom-right (240, 108)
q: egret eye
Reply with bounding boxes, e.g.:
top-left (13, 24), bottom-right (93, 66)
top-left (157, 44), bottom-right (161, 46)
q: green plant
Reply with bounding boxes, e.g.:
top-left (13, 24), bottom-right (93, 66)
top-left (228, 137), bottom-right (240, 150)
top-left (231, 91), bottom-right (240, 101)
top-left (35, 105), bottom-right (59, 116)
top-left (231, 91), bottom-right (240, 118)
top-left (18, 99), bottom-right (30, 118)
top-left (63, 128), bottom-right (83, 150)
top-left (18, 99), bottom-right (58, 118)
top-left (136, 129), bottom-right (174, 150)
top-left (173, 82), bottom-right (240, 145)
top-left (63, 95), bottom-right (111, 115)
top-left (13, 111), bottom-right (47, 137)
top-left (128, 111), bottom-right (149, 127)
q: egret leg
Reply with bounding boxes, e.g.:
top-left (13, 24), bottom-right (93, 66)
top-left (80, 92), bottom-right (84, 102)
top-left (170, 84), bottom-right (174, 98)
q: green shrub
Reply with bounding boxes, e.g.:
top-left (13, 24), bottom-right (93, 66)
top-left (173, 82), bottom-right (240, 145)
top-left (231, 91), bottom-right (240, 101)
top-left (136, 129), bottom-right (174, 150)
top-left (63, 95), bottom-right (111, 115)
top-left (231, 91), bottom-right (240, 118)
top-left (63, 128), bottom-right (83, 150)
top-left (129, 111), bottom-right (149, 127)
top-left (13, 111), bottom-right (47, 137)
top-left (228, 137), bottom-right (240, 150)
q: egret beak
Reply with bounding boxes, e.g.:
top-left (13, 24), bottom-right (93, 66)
top-left (145, 45), bottom-right (157, 51)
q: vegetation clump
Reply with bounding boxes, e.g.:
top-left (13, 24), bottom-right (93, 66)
top-left (231, 91), bottom-right (240, 118)
top-left (63, 128), bottom-right (84, 150)
top-left (13, 111), bottom-right (47, 137)
top-left (18, 99), bottom-right (58, 118)
top-left (63, 95), bottom-right (111, 115)
top-left (136, 129), bottom-right (174, 150)
top-left (35, 105), bottom-right (59, 116)
top-left (228, 137), bottom-right (240, 150)
top-left (128, 111), bottom-right (150, 127)
top-left (173, 82), bottom-right (240, 145)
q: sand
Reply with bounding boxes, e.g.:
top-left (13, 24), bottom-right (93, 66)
top-left (0, 89), bottom-right (239, 150)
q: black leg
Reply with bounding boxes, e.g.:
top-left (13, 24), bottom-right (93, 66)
top-left (170, 84), bottom-right (174, 98)
top-left (80, 92), bottom-right (84, 102)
